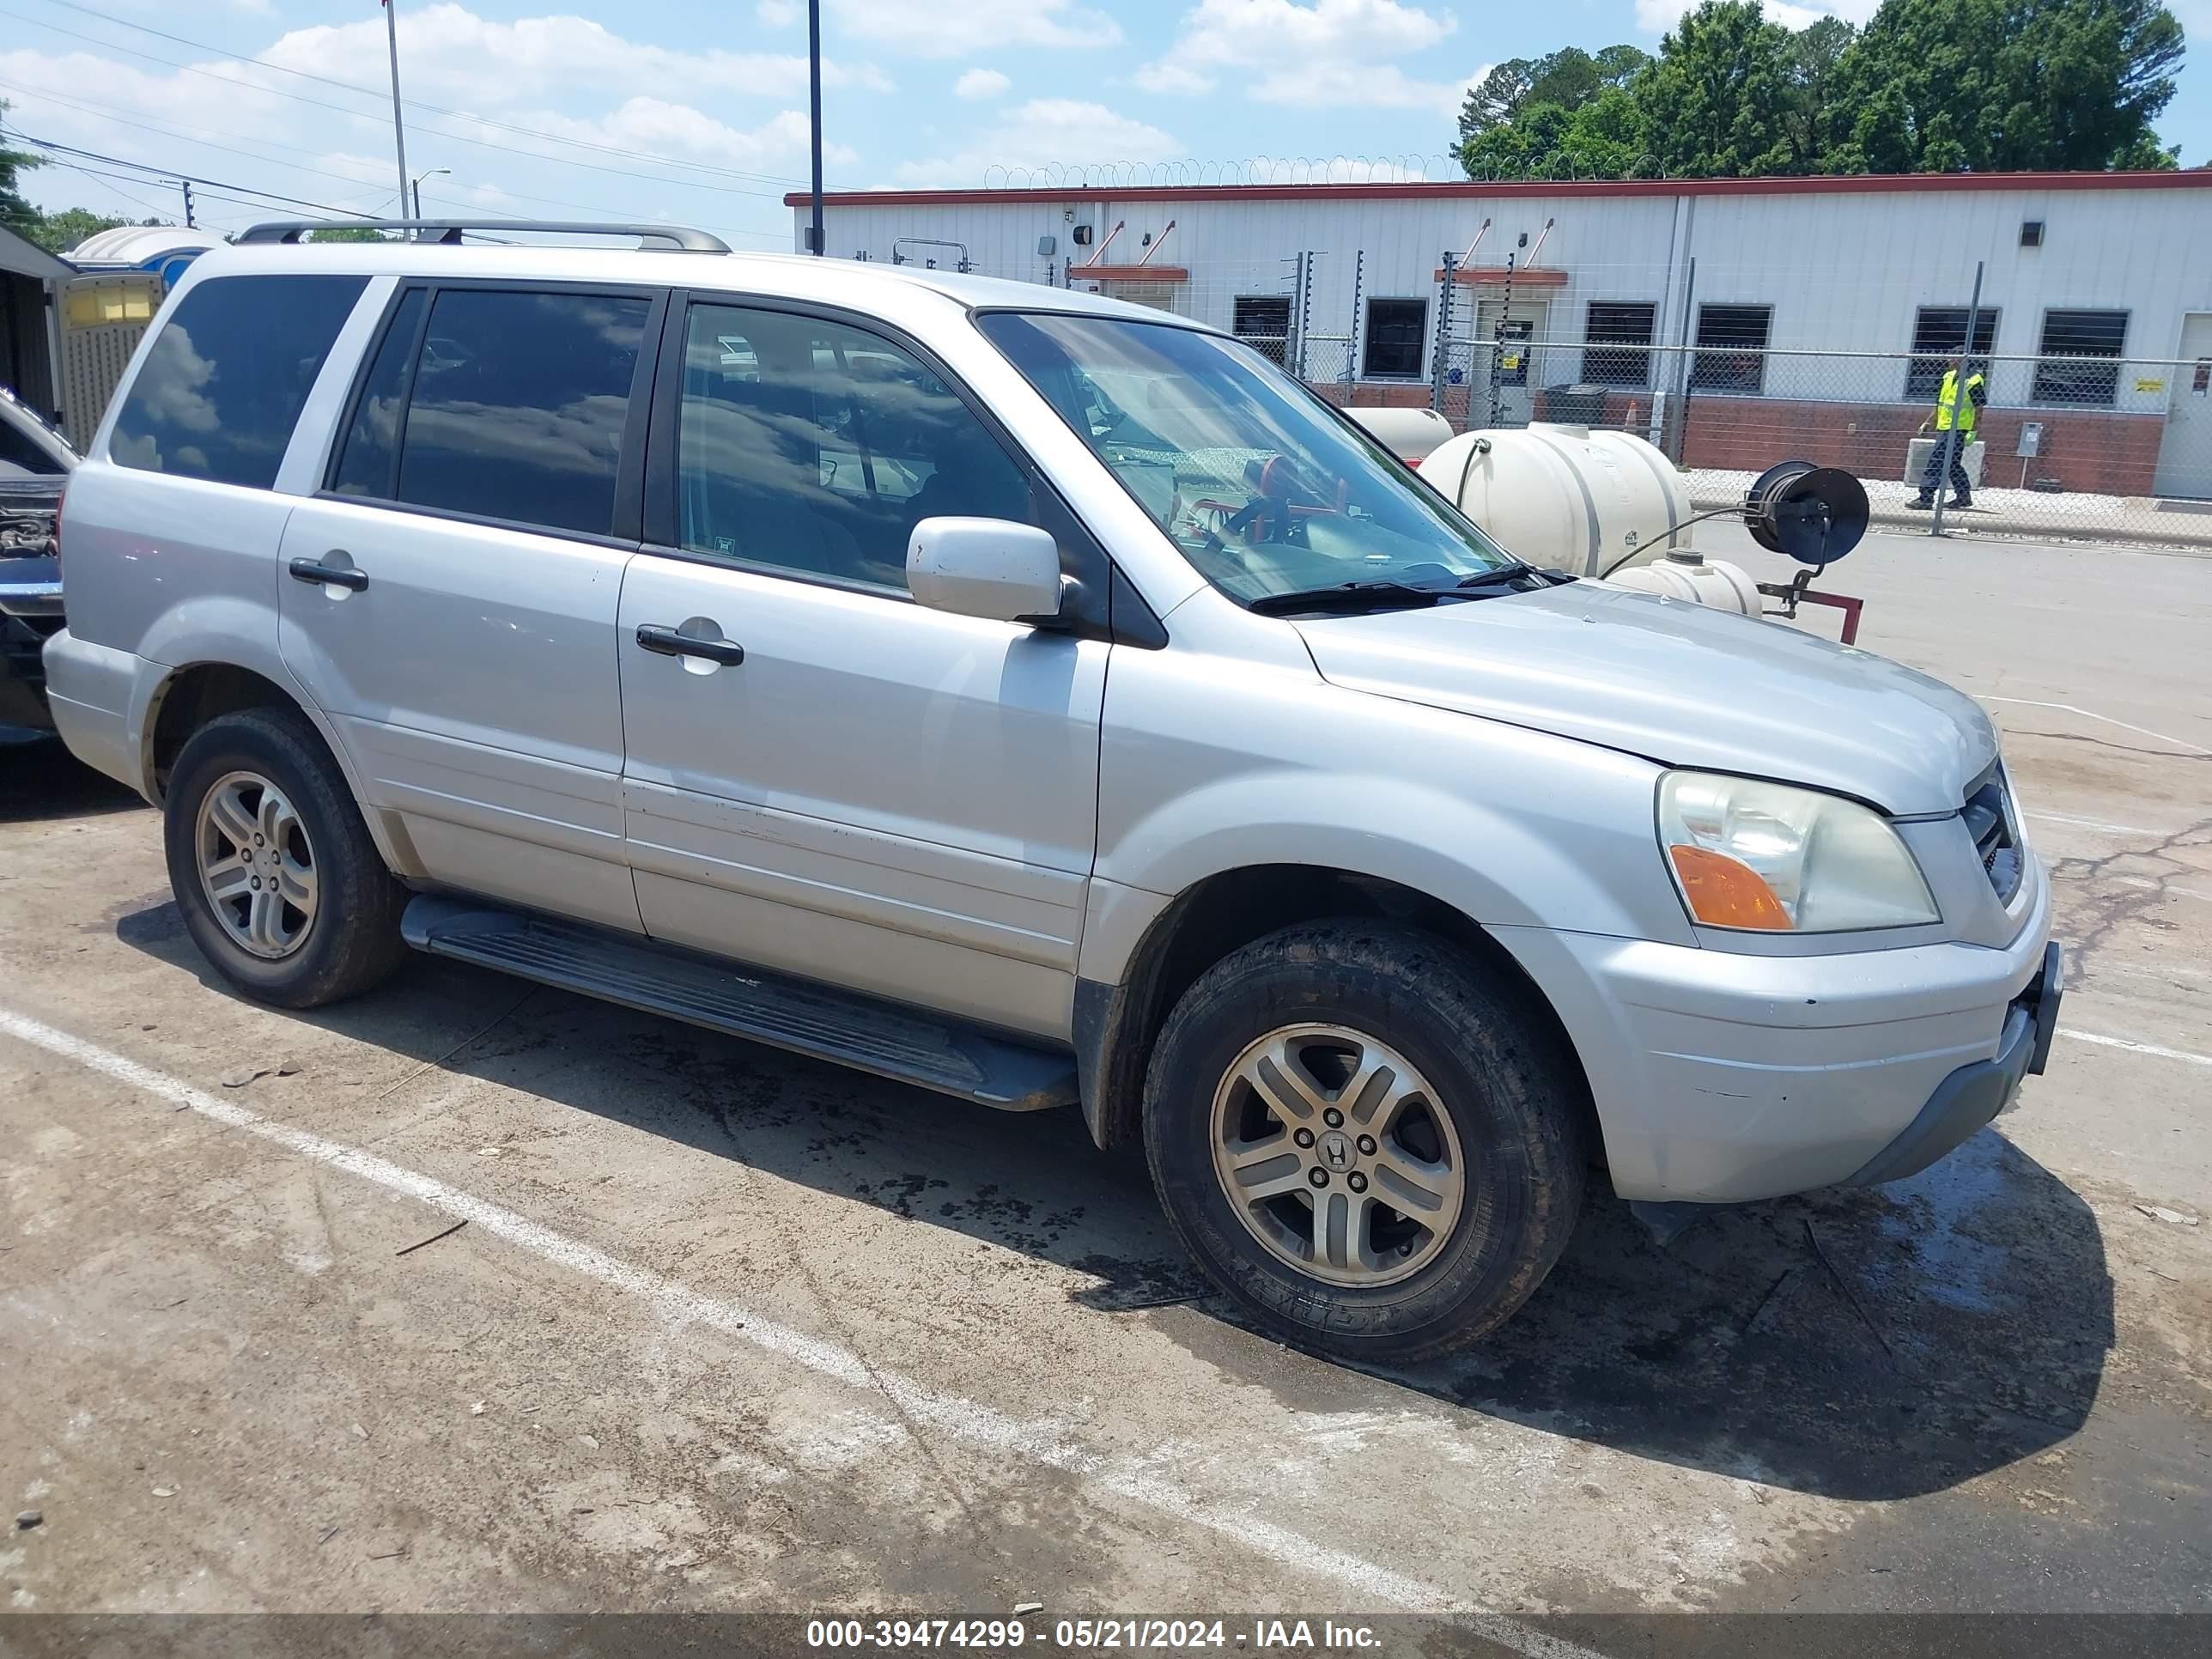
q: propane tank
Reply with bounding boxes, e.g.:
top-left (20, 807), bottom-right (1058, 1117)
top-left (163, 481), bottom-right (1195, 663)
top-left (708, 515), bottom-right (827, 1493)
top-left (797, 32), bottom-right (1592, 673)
top-left (1421, 422), bottom-right (1694, 577)
top-left (1604, 549), bottom-right (1762, 615)
top-left (1343, 405), bottom-right (1455, 466)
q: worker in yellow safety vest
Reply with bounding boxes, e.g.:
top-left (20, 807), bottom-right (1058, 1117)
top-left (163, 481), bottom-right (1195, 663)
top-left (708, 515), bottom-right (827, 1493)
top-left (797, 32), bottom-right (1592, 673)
top-left (1911, 365), bottom-right (1989, 510)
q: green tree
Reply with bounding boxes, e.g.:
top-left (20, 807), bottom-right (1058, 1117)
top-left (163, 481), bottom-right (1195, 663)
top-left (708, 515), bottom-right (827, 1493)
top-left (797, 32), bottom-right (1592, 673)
top-left (1454, 0), bottom-right (2185, 180)
top-left (307, 226), bottom-right (390, 243)
top-left (1457, 43), bottom-right (1650, 157)
top-left (1833, 0), bottom-right (2183, 173)
top-left (1, 100), bottom-right (42, 239)
top-left (24, 206), bottom-right (133, 255)
top-left (1462, 88), bottom-right (1650, 180)
top-left (1636, 2), bottom-right (1806, 178)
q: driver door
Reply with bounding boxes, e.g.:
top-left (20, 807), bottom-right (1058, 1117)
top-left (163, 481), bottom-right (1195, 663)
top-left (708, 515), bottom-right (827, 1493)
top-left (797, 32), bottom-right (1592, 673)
top-left (617, 295), bottom-right (1109, 1040)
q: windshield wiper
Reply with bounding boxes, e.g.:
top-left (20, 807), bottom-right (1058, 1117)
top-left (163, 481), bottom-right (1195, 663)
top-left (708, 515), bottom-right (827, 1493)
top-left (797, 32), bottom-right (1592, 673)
top-left (1455, 561), bottom-right (1536, 588)
top-left (1247, 580), bottom-right (1449, 616)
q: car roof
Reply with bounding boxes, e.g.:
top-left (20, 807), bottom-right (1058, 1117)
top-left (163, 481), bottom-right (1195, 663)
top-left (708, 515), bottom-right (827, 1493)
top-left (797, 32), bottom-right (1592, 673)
top-left (175, 239), bottom-right (1218, 336)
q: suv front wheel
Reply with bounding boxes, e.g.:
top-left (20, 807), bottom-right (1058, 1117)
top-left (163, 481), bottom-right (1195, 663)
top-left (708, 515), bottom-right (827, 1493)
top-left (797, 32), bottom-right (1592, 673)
top-left (162, 707), bottom-right (410, 1008)
top-left (1143, 921), bottom-right (1588, 1361)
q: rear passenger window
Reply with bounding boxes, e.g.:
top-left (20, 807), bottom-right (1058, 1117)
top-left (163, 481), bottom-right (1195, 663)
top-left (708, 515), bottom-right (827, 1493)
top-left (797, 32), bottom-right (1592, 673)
top-left (676, 302), bottom-right (1037, 592)
top-left (390, 289), bottom-right (650, 536)
top-left (110, 275), bottom-right (367, 489)
top-left (331, 288), bottom-right (427, 498)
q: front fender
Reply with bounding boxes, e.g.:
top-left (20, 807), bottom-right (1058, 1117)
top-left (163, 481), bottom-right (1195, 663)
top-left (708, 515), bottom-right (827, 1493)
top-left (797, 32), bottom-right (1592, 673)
top-left (1084, 648), bottom-right (1692, 987)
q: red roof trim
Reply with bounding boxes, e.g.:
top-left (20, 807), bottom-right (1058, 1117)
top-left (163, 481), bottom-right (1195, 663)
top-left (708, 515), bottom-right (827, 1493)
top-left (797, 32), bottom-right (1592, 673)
top-left (1066, 264), bottom-right (1189, 282)
top-left (785, 171), bottom-right (2212, 209)
top-left (1437, 266), bottom-right (1572, 286)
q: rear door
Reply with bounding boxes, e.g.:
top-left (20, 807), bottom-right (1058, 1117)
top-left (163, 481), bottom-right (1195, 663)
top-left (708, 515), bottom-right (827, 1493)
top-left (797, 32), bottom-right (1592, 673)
top-left (278, 281), bottom-right (662, 932)
top-left (615, 294), bottom-right (1109, 1039)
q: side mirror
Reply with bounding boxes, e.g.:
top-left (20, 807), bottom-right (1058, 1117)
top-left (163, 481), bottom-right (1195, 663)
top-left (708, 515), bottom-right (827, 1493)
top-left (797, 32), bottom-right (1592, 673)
top-left (908, 517), bottom-right (1065, 624)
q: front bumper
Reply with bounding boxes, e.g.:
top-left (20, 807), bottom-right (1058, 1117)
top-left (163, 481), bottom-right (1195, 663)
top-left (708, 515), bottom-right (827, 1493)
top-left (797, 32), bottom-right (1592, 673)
top-left (1844, 941), bottom-right (2062, 1186)
top-left (1494, 859), bottom-right (2057, 1203)
top-left (0, 552), bottom-right (63, 732)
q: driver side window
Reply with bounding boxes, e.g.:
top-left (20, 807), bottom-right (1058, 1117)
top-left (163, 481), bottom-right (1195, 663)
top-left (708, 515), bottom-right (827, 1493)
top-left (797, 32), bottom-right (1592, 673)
top-left (676, 303), bottom-right (1039, 595)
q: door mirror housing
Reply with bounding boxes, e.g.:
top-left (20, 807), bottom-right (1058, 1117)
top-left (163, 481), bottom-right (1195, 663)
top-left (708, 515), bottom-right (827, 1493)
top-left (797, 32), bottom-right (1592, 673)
top-left (908, 517), bottom-right (1066, 624)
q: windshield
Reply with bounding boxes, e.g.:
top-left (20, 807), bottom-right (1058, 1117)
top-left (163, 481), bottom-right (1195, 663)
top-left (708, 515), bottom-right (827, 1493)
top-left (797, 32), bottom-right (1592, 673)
top-left (976, 311), bottom-right (1516, 606)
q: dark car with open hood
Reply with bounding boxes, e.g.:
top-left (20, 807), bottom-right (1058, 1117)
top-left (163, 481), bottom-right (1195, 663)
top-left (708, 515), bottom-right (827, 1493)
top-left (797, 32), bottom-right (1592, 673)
top-left (0, 381), bottom-right (76, 735)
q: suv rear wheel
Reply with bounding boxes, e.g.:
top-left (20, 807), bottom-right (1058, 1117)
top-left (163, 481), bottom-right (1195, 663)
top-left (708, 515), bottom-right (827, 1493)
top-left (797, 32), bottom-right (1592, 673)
top-left (163, 707), bottom-right (409, 1007)
top-left (1143, 921), bottom-right (1587, 1361)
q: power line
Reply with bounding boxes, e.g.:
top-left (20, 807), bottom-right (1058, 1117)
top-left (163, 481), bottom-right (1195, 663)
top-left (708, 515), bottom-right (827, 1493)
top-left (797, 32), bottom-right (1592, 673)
top-left (14, 0), bottom-right (811, 191)
top-left (0, 81), bottom-right (791, 244)
top-left (2, 128), bottom-right (361, 216)
top-left (8, 123), bottom-right (789, 251)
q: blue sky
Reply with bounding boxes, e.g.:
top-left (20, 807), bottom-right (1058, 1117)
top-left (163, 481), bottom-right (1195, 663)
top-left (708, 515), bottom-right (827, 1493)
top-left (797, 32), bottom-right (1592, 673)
top-left (3, 2), bottom-right (2205, 251)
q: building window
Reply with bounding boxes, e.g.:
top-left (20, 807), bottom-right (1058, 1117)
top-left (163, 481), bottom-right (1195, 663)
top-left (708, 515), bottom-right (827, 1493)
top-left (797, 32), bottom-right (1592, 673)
top-left (1363, 298), bottom-right (1426, 380)
top-left (1905, 306), bottom-right (2000, 401)
top-left (2020, 221), bottom-right (2045, 248)
top-left (2033, 309), bottom-right (2127, 407)
top-left (1232, 296), bottom-right (1292, 368)
top-left (1581, 301), bottom-right (1656, 388)
top-left (1689, 304), bottom-right (1771, 394)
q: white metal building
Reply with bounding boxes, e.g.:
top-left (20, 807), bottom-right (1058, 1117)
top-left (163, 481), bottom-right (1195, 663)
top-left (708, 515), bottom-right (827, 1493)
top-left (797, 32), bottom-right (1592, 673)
top-left (789, 173), bottom-right (2212, 500)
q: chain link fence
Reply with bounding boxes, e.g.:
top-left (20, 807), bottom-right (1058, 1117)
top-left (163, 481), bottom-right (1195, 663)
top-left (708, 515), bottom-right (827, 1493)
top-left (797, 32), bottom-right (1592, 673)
top-left (1411, 342), bottom-right (2212, 549)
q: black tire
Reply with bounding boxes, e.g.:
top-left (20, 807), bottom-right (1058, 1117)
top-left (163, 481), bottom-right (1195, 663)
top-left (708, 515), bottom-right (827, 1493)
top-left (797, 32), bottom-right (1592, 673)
top-left (162, 706), bottom-right (410, 1008)
top-left (1142, 921), bottom-right (1588, 1362)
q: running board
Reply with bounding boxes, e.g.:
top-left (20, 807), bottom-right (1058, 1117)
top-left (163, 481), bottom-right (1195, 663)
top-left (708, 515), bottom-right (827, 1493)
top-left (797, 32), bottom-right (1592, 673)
top-left (401, 896), bottom-right (1079, 1112)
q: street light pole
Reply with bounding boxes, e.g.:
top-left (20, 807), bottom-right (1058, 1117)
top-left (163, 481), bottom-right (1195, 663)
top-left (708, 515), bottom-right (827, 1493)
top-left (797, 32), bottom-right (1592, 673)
top-left (384, 1), bottom-right (410, 228)
top-left (806, 0), bottom-right (824, 255)
top-left (410, 166), bottom-right (449, 222)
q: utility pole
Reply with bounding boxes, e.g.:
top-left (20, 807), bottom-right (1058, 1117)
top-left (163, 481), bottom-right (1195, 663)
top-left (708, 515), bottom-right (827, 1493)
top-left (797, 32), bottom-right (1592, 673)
top-left (179, 179), bottom-right (195, 228)
top-left (385, 0), bottom-right (410, 230)
top-left (806, 0), bottom-right (825, 254)
top-left (1930, 259), bottom-right (1985, 540)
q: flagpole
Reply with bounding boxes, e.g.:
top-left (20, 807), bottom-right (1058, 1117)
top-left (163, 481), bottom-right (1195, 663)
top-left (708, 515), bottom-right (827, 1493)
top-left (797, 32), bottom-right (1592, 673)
top-left (385, 1), bottom-right (410, 229)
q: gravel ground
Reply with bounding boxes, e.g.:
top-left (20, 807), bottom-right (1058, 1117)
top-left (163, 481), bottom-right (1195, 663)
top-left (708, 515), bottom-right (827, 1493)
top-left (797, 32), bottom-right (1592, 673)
top-left (2, 527), bottom-right (2206, 1648)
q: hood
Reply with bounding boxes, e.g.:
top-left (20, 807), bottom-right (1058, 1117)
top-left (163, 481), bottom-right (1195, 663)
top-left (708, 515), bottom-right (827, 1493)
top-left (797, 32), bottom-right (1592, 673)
top-left (1295, 583), bottom-right (1996, 816)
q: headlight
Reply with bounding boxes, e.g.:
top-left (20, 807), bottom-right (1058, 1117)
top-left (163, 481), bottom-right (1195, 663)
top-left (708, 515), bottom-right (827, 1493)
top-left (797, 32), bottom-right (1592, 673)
top-left (1657, 771), bottom-right (1939, 933)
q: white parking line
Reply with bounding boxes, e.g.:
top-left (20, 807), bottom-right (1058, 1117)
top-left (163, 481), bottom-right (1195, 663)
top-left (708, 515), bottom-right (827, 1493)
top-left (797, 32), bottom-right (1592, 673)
top-left (2058, 1028), bottom-right (2212, 1069)
top-left (0, 1005), bottom-right (1599, 1650)
top-left (2026, 809), bottom-right (2172, 838)
top-left (1982, 698), bottom-right (2212, 757)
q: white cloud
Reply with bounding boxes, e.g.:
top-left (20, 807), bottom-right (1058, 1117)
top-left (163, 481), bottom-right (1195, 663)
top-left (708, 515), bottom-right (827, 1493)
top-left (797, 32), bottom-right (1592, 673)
top-left (757, 1), bottom-right (800, 23)
top-left (954, 68), bottom-right (1012, 100)
top-left (521, 99), bottom-right (857, 169)
top-left (1133, 61), bottom-right (1215, 95)
top-left (829, 0), bottom-right (1121, 58)
top-left (261, 3), bottom-right (891, 106)
top-left (1136, 1), bottom-right (1475, 112)
top-left (892, 99), bottom-right (1182, 187)
top-left (0, 12), bottom-right (848, 246)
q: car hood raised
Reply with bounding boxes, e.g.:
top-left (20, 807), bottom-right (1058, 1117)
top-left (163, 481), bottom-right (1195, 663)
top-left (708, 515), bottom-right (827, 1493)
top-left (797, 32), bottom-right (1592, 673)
top-left (1294, 583), bottom-right (1996, 816)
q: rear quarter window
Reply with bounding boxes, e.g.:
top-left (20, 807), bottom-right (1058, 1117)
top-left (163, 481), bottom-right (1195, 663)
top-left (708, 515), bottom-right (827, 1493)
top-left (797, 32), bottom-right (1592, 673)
top-left (109, 274), bottom-right (368, 489)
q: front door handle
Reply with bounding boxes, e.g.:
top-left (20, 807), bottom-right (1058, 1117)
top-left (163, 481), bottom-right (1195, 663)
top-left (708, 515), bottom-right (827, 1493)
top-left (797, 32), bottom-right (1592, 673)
top-left (289, 556), bottom-right (368, 592)
top-left (635, 623), bottom-right (744, 666)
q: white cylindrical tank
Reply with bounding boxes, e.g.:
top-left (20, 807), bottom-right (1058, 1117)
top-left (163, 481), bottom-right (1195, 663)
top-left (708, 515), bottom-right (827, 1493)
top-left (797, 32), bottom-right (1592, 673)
top-left (1421, 422), bottom-right (1695, 577)
top-left (1343, 405), bottom-right (1455, 465)
top-left (1604, 551), bottom-right (1762, 615)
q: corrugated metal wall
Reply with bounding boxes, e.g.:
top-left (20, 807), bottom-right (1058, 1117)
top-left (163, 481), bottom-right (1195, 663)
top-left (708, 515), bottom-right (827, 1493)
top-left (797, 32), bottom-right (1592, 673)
top-left (802, 184), bottom-right (2212, 418)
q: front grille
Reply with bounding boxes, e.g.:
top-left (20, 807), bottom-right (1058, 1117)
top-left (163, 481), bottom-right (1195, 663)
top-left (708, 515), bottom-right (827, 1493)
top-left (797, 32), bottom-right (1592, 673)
top-left (1962, 769), bottom-right (2023, 903)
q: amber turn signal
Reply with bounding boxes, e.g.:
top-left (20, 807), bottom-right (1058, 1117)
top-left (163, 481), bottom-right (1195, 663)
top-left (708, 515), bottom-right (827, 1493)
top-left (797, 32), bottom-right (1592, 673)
top-left (1667, 845), bottom-right (1794, 931)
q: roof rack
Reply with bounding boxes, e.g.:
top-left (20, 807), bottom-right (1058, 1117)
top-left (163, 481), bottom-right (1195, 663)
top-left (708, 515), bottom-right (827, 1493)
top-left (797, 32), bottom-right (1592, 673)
top-left (235, 219), bottom-right (731, 252)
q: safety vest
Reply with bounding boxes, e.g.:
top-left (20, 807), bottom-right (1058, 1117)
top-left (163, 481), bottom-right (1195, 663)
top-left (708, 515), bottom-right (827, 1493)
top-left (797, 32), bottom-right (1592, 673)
top-left (1935, 368), bottom-right (1984, 434)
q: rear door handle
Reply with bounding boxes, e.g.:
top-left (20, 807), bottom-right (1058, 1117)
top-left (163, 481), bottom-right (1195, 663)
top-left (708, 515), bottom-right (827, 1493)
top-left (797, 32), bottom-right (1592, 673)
top-left (289, 556), bottom-right (368, 592)
top-left (635, 623), bottom-right (744, 666)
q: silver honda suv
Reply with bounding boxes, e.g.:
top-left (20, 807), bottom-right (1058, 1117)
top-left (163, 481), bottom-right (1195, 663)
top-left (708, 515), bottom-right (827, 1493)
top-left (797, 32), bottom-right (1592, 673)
top-left (43, 222), bottom-right (2061, 1359)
